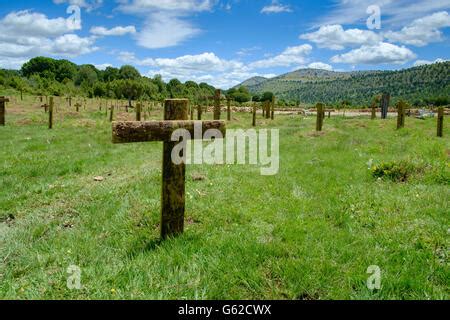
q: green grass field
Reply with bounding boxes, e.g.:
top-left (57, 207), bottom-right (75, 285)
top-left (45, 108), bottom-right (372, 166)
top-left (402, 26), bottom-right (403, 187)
top-left (0, 95), bottom-right (449, 300)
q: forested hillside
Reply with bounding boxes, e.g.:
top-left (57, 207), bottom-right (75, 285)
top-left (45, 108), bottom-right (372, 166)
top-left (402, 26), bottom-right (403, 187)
top-left (241, 62), bottom-right (450, 106)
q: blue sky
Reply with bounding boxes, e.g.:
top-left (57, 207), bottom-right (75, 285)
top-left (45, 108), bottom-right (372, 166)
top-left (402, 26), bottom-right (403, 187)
top-left (0, 0), bottom-right (449, 88)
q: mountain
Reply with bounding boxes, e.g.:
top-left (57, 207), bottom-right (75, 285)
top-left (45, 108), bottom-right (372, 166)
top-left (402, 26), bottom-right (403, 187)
top-left (237, 63), bottom-right (450, 105)
top-left (238, 76), bottom-right (268, 87)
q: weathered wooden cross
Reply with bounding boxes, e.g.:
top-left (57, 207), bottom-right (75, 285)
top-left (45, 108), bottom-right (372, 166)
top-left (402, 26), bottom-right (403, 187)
top-left (112, 99), bottom-right (226, 239)
top-left (204, 89), bottom-right (227, 120)
top-left (0, 96), bottom-right (10, 126)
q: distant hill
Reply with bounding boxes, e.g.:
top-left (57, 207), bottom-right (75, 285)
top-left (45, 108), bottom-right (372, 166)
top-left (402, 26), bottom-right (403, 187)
top-left (238, 76), bottom-right (268, 88)
top-left (236, 62), bottom-right (450, 105)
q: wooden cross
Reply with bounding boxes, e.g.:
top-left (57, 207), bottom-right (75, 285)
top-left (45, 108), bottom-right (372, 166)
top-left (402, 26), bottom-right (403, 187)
top-left (204, 89), bottom-right (227, 120)
top-left (0, 96), bottom-right (10, 126)
top-left (112, 99), bottom-right (226, 239)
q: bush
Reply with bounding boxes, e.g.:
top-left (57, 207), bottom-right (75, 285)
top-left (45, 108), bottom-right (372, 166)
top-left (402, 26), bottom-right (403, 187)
top-left (370, 161), bottom-right (418, 182)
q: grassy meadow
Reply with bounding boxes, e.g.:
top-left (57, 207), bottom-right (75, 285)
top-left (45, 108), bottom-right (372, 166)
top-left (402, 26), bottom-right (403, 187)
top-left (0, 94), bottom-right (449, 300)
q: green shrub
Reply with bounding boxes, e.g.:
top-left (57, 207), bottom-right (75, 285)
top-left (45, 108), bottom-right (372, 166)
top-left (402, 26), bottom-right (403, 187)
top-left (370, 161), bottom-right (418, 182)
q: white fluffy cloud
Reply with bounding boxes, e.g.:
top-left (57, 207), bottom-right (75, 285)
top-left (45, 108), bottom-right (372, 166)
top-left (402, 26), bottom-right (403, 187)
top-left (90, 25), bottom-right (136, 36)
top-left (117, 0), bottom-right (214, 49)
top-left (261, 1), bottom-right (292, 14)
top-left (1, 10), bottom-right (80, 37)
top-left (316, 0), bottom-right (450, 27)
top-left (0, 10), bottom-right (96, 69)
top-left (300, 25), bottom-right (382, 50)
top-left (249, 44), bottom-right (313, 69)
top-left (331, 42), bottom-right (416, 65)
top-left (119, 51), bottom-right (279, 88)
top-left (53, 0), bottom-right (103, 11)
top-left (385, 11), bottom-right (450, 46)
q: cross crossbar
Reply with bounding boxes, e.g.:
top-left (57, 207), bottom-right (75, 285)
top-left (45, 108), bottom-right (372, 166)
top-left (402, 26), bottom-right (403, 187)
top-left (112, 121), bottom-right (226, 144)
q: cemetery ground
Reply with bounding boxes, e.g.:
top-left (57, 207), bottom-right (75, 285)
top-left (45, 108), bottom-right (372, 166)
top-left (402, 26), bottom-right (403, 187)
top-left (0, 95), bottom-right (448, 300)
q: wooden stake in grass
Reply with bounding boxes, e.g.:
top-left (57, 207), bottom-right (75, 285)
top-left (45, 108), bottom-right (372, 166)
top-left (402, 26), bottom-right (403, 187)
top-left (381, 93), bottom-right (390, 119)
top-left (252, 103), bottom-right (257, 127)
top-left (49, 97), bottom-right (54, 129)
top-left (0, 96), bottom-right (10, 126)
top-left (227, 98), bottom-right (232, 121)
top-left (190, 103), bottom-right (194, 120)
top-left (112, 99), bottom-right (226, 239)
top-left (136, 102), bottom-right (142, 121)
top-left (371, 102), bottom-right (377, 120)
top-left (271, 96), bottom-right (275, 120)
top-left (109, 104), bottom-right (114, 122)
top-left (262, 102), bottom-right (265, 117)
top-left (263, 101), bottom-right (270, 119)
top-left (396, 100), bottom-right (407, 129)
top-left (213, 89), bottom-right (221, 120)
top-left (316, 103), bottom-right (325, 131)
top-left (75, 103), bottom-right (81, 113)
top-left (437, 107), bottom-right (444, 137)
top-left (197, 105), bottom-right (202, 120)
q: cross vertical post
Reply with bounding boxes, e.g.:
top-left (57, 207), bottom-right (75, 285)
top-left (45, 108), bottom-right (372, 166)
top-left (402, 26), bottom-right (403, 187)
top-left (227, 98), bottom-right (231, 121)
top-left (161, 99), bottom-right (189, 238)
top-left (0, 96), bottom-right (10, 126)
top-left (252, 103), bottom-right (257, 127)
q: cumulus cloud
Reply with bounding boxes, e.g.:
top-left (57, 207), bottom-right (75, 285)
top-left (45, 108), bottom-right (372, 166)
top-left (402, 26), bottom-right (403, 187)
top-left (300, 25), bottom-right (382, 50)
top-left (331, 42), bottom-right (416, 65)
top-left (249, 44), bottom-right (313, 69)
top-left (90, 25), bottom-right (136, 36)
top-left (119, 51), bottom-right (278, 88)
top-left (261, 1), bottom-right (292, 14)
top-left (117, 0), bottom-right (214, 48)
top-left (385, 11), bottom-right (450, 46)
top-left (53, 0), bottom-right (103, 11)
top-left (0, 10), bottom-right (96, 69)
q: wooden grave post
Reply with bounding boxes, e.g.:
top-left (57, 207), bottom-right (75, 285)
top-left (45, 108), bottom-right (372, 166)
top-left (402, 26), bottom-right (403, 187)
top-left (136, 102), bottom-right (142, 121)
top-left (371, 102), bottom-right (377, 120)
top-left (112, 99), bottom-right (226, 239)
top-left (0, 96), bottom-right (10, 126)
top-left (396, 101), bottom-right (407, 129)
top-left (227, 98), bottom-right (232, 121)
top-left (109, 103), bottom-right (114, 122)
top-left (197, 105), bottom-right (203, 120)
top-left (49, 97), bottom-right (54, 129)
top-left (380, 93), bottom-right (390, 119)
top-left (316, 103), bottom-right (325, 131)
top-left (271, 96), bottom-right (275, 120)
top-left (437, 107), bottom-right (444, 137)
top-left (213, 89), bottom-right (221, 120)
top-left (252, 103), bottom-right (257, 127)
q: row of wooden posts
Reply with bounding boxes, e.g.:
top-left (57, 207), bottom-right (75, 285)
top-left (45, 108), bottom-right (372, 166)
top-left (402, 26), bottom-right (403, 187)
top-left (314, 101), bottom-right (445, 137)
